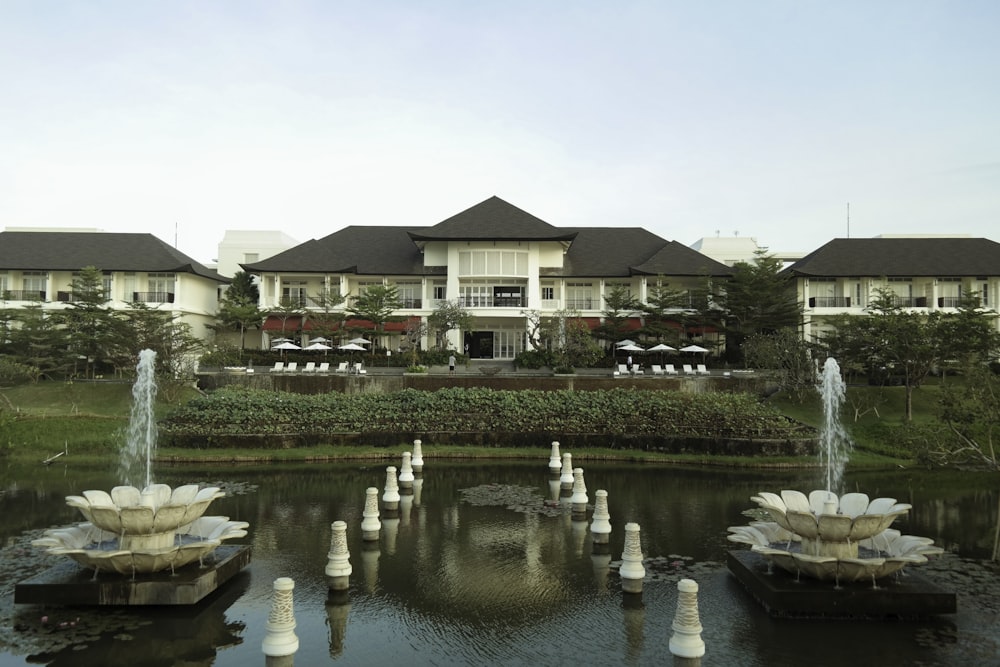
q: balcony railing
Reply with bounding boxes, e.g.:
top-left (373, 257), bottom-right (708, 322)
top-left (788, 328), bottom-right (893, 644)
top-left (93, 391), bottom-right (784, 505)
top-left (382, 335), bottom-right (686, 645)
top-left (458, 296), bottom-right (528, 308)
top-left (398, 298), bottom-right (423, 308)
top-left (3, 290), bottom-right (46, 301)
top-left (891, 296), bottom-right (927, 308)
top-left (132, 291), bottom-right (175, 304)
top-left (565, 298), bottom-right (594, 310)
top-left (937, 296), bottom-right (962, 308)
top-left (808, 296), bottom-right (852, 308)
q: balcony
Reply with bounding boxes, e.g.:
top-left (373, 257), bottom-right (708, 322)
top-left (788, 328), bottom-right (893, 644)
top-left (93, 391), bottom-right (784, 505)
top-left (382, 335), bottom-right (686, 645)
top-left (565, 298), bottom-right (595, 310)
top-left (891, 296), bottom-right (927, 308)
top-left (458, 296), bottom-right (528, 308)
top-left (3, 290), bottom-right (46, 301)
top-left (808, 296), bottom-right (852, 308)
top-left (937, 296), bottom-right (962, 308)
top-left (132, 291), bottom-right (175, 304)
top-left (399, 298), bottom-right (423, 309)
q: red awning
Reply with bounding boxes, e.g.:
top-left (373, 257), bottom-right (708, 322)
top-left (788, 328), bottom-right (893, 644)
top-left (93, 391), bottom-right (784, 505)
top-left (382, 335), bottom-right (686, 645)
top-left (576, 317), bottom-right (602, 330)
top-left (622, 317), bottom-right (643, 331)
top-left (262, 315), bottom-right (304, 332)
top-left (329, 317), bottom-right (422, 333)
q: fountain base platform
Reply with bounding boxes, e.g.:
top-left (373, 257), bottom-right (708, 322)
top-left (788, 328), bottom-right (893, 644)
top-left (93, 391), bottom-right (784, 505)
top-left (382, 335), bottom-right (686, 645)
top-left (728, 550), bottom-right (955, 619)
top-left (14, 545), bottom-right (251, 606)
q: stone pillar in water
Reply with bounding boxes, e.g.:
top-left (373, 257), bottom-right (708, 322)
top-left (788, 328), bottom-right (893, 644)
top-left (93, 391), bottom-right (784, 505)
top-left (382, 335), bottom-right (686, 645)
top-left (382, 466), bottom-right (400, 516)
top-left (560, 452), bottom-right (574, 494)
top-left (398, 452), bottom-right (414, 493)
top-left (571, 468), bottom-right (589, 519)
top-left (262, 577), bottom-right (299, 658)
top-left (411, 439), bottom-right (424, 474)
top-left (591, 489), bottom-right (612, 548)
top-left (620, 522), bottom-right (646, 594)
top-left (361, 487), bottom-right (381, 541)
top-left (548, 441), bottom-right (562, 477)
top-left (325, 520), bottom-right (352, 591)
top-left (669, 578), bottom-right (706, 658)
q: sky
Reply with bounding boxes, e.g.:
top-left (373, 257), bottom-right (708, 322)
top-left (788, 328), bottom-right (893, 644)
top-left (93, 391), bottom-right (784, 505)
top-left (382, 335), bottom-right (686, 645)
top-left (2, 1), bottom-right (998, 265)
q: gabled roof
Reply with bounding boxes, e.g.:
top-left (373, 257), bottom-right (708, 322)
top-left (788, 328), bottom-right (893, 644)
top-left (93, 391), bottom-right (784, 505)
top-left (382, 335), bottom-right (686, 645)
top-left (785, 238), bottom-right (1000, 277)
top-left (0, 231), bottom-right (226, 282)
top-left (407, 196), bottom-right (577, 242)
top-left (631, 240), bottom-right (735, 277)
top-left (244, 226), bottom-right (427, 275)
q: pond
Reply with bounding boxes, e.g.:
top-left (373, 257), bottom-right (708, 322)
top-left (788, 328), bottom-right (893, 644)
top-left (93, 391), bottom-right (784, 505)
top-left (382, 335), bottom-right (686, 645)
top-left (1, 459), bottom-right (997, 666)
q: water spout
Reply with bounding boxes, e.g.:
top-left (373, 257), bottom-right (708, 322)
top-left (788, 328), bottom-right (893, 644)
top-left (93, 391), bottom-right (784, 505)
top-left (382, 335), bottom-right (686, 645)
top-left (120, 349), bottom-right (158, 488)
top-left (818, 357), bottom-right (852, 492)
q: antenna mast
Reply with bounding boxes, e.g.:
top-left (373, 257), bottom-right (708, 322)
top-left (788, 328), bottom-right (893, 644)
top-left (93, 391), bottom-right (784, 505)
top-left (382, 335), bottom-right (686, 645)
top-left (846, 202), bottom-right (850, 238)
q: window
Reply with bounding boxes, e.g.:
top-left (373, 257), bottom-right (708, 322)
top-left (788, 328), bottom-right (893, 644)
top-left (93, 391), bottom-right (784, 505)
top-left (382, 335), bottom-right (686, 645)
top-left (21, 271), bottom-right (47, 300)
top-left (433, 283), bottom-right (447, 300)
top-left (282, 280), bottom-right (308, 307)
top-left (541, 286), bottom-right (554, 301)
top-left (244, 253), bottom-right (259, 263)
top-left (103, 272), bottom-right (113, 299)
top-left (0, 273), bottom-right (8, 297)
top-left (396, 282), bottom-right (421, 308)
top-left (566, 282), bottom-right (593, 310)
top-left (145, 273), bottom-right (175, 303)
top-left (458, 250), bottom-right (528, 277)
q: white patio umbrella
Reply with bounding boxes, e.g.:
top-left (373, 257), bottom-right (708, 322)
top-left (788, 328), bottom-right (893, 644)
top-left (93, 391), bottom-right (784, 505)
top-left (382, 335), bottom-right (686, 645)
top-left (647, 343), bottom-right (676, 353)
top-left (272, 341), bottom-right (301, 351)
top-left (615, 339), bottom-right (637, 347)
top-left (303, 342), bottom-right (332, 352)
top-left (310, 337), bottom-right (331, 344)
top-left (680, 344), bottom-right (709, 353)
top-left (338, 343), bottom-right (366, 351)
top-left (617, 344), bottom-right (644, 352)
top-left (348, 337), bottom-right (371, 346)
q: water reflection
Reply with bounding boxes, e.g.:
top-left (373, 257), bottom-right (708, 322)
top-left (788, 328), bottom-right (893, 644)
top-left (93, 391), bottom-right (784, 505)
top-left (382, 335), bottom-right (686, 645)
top-left (0, 461), bottom-right (996, 666)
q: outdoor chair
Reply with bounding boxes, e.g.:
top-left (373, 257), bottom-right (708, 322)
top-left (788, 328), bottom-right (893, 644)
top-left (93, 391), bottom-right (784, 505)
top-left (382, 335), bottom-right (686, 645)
top-left (664, 364), bottom-right (678, 375)
top-left (317, 362), bottom-right (330, 374)
top-left (631, 364), bottom-right (643, 375)
top-left (651, 365), bottom-right (664, 376)
top-left (302, 362), bottom-right (316, 373)
top-left (615, 364), bottom-right (628, 376)
top-left (335, 362), bottom-right (349, 373)
top-left (353, 362), bottom-right (367, 375)
top-left (270, 362), bottom-right (284, 373)
top-left (285, 362), bottom-right (298, 373)
top-left (696, 364), bottom-right (710, 375)
top-left (682, 364), bottom-right (695, 375)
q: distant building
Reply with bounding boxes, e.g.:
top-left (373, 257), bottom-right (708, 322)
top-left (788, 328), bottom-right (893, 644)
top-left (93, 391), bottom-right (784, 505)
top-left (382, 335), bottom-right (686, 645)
top-left (690, 235), bottom-right (806, 267)
top-left (215, 230), bottom-right (300, 278)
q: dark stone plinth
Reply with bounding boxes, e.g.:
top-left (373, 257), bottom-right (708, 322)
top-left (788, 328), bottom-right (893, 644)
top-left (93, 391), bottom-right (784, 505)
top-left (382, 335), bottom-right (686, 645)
top-left (14, 545), bottom-right (252, 606)
top-left (727, 550), bottom-right (956, 619)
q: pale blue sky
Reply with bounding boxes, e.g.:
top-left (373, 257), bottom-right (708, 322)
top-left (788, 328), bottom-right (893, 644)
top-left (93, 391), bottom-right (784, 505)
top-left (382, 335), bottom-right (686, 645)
top-left (2, 1), bottom-right (998, 264)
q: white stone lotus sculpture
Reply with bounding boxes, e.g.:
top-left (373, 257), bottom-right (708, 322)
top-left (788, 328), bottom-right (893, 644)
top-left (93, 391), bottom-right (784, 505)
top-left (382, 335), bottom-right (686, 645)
top-left (33, 483), bottom-right (248, 574)
top-left (727, 490), bottom-right (943, 584)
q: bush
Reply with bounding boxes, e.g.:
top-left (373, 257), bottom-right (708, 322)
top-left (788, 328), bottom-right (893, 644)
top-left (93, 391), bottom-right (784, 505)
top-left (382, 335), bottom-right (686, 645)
top-left (199, 344), bottom-right (246, 368)
top-left (0, 358), bottom-right (40, 386)
top-left (514, 349), bottom-right (552, 369)
top-left (405, 365), bottom-right (428, 373)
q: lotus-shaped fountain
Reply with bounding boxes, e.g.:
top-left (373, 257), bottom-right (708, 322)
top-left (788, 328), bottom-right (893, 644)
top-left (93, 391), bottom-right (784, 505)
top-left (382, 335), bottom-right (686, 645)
top-left (727, 489), bottom-right (943, 584)
top-left (32, 483), bottom-right (249, 574)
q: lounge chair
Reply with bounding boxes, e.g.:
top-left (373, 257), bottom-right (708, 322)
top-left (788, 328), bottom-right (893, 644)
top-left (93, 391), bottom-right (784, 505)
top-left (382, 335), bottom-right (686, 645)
top-left (615, 364), bottom-right (628, 376)
top-left (651, 365), bottom-right (664, 376)
top-left (696, 364), bottom-right (710, 375)
top-left (682, 364), bottom-right (695, 375)
top-left (335, 362), bottom-right (349, 373)
top-left (285, 362), bottom-right (298, 373)
top-left (317, 362), bottom-right (330, 374)
top-left (270, 362), bottom-right (284, 373)
top-left (302, 362), bottom-right (316, 373)
top-left (664, 364), bottom-right (678, 375)
top-left (353, 362), bottom-right (367, 375)
top-left (631, 364), bottom-right (643, 375)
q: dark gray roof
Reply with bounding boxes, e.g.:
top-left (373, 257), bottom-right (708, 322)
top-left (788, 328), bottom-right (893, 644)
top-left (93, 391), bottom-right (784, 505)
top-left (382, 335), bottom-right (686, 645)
top-left (0, 231), bottom-right (226, 282)
top-left (559, 228), bottom-right (733, 278)
top-left (785, 238), bottom-right (1000, 277)
top-left (244, 226), bottom-right (427, 275)
top-left (407, 196), bottom-right (577, 242)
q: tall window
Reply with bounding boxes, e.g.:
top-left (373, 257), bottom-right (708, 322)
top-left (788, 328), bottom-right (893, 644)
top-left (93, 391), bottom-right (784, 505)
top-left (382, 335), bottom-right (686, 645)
top-left (566, 282), bottom-right (593, 310)
top-left (281, 280), bottom-right (308, 307)
top-left (432, 282), bottom-right (447, 301)
top-left (103, 272), bottom-right (113, 299)
top-left (396, 282), bottom-right (421, 308)
top-left (244, 253), bottom-right (259, 263)
top-left (22, 271), bottom-right (47, 300)
top-left (146, 273), bottom-right (175, 303)
top-left (0, 273), bottom-right (8, 297)
top-left (459, 284), bottom-right (490, 307)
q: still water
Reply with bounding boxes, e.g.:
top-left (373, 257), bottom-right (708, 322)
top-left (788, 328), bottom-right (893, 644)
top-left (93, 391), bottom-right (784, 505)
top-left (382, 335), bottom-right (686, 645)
top-left (1, 459), bottom-right (997, 666)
